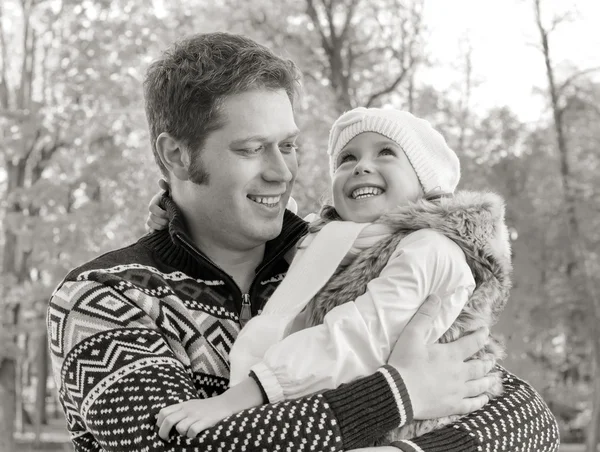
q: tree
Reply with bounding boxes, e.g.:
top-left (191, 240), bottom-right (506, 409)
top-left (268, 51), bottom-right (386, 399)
top-left (0, 1), bottom-right (196, 449)
top-left (532, 0), bottom-right (600, 448)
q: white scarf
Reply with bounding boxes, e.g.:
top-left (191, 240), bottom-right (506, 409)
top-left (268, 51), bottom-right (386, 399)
top-left (229, 219), bottom-right (394, 385)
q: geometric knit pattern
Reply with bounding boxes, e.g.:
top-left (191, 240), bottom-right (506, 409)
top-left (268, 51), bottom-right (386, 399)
top-left (47, 212), bottom-right (560, 452)
top-left (47, 229), bottom-right (408, 452)
top-left (392, 367), bottom-right (560, 452)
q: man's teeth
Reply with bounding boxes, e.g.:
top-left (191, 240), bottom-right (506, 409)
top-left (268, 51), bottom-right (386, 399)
top-left (249, 195), bottom-right (281, 206)
top-left (351, 187), bottom-right (383, 199)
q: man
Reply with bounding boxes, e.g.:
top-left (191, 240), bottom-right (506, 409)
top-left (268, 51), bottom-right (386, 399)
top-left (47, 33), bottom-right (559, 452)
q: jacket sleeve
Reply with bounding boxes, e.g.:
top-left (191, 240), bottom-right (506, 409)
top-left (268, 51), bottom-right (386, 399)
top-left (390, 366), bottom-right (561, 452)
top-left (48, 279), bottom-right (413, 452)
top-left (251, 229), bottom-right (476, 403)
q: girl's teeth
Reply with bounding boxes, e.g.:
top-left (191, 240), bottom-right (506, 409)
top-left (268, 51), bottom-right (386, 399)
top-left (351, 187), bottom-right (383, 199)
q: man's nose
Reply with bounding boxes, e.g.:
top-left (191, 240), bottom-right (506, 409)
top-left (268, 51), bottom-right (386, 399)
top-left (263, 146), bottom-right (294, 183)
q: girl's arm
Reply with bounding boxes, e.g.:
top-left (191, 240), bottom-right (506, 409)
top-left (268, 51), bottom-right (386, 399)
top-left (251, 228), bottom-right (476, 403)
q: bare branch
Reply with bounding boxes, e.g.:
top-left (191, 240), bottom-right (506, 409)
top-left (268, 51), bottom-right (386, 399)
top-left (363, 0), bottom-right (424, 107)
top-left (323, 0), bottom-right (337, 44)
top-left (0, 1), bottom-right (10, 108)
top-left (31, 136), bottom-right (65, 183)
top-left (364, 61), bottom-right (414, 107)
top-left (339, 0), bottom-right (360, 42)
top-left (306, 0), bottom-right (333, 56)
top-left (557, 66), bottom-right (600, 95)
top-left (17, 127), bottom-right (42, 167)
top-left (17, 0), bottom-right (34, 109)
top-left (548, 11), bottom-right (573, 33)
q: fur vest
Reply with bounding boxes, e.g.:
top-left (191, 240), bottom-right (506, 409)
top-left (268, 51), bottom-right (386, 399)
top-left (304, 190), bottom-right (513, 444)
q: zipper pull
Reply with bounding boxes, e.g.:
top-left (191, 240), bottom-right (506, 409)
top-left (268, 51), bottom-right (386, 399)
top-left (239, 293), bottom-right (252, 327)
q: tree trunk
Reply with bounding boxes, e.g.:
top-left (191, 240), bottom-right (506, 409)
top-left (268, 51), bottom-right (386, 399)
top-left (33, 332), bottom-right (49, 445)
top-left (0, 358), bottom-right (16, 452)
top-left (533, 1), bottom-right (600, 449)
top-left (587, 346), bottom-right (600, 451)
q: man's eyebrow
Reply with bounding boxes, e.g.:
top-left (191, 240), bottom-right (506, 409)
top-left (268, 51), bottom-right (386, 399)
top-left (229, 129), bottom-right (300, 147)
top-left (283, 129), bottom-right (301, 140)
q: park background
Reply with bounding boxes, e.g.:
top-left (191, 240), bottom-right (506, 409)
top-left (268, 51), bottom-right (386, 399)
top-left (1, 0), bottom-right (599, 450)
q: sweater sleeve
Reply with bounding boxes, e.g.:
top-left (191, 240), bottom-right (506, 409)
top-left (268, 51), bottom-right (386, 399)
top-left (390, 366), bottom-right (560, 452)
top-left (48, 279), bottom-right (413, 452)
top-left (251, 229), bottom-right (476, 403)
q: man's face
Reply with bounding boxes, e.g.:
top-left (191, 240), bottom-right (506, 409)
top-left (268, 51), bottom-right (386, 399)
top-left (180, 89), bottom-right (299, 250)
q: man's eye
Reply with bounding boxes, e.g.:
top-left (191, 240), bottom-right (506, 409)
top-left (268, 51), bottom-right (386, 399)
top-left (280, 143), bottom-right (298, 153)
top-left (379, 147), bottom-right (396, 156)
top-left (241, 145), bottom-right (263, 154)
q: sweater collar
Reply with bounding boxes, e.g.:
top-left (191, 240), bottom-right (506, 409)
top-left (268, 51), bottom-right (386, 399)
top-left (140, 194), bottom-right (308, 277)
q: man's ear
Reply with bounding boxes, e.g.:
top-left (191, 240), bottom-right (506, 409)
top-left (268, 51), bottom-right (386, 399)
top-left (155, 132), bottom-right (190, 181)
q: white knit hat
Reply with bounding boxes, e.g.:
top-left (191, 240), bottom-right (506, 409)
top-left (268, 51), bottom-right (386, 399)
top-left (327, 107), bottom-right (461, 194)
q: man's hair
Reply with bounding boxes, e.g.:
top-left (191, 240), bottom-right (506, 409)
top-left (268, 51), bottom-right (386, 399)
top-left (143, 32), bottom-right (302, 177)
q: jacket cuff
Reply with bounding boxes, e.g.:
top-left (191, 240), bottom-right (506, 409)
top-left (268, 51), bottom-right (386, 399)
top-left (248, 371), bottom-right (268, 404)
top-left (250, 362), bottom-right (285, 403)
top-left (390, 424), bottom-right (478, 452)
top-left (390, 441), bottom-right (422, 452)
top-left (323, 365), bottom-right (413, 449)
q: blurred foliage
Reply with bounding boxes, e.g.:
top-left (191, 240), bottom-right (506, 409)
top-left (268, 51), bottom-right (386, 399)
top-left (1, 0), bottom-right (600, 447)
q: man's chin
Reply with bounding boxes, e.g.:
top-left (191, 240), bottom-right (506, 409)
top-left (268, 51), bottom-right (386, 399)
top-left (256, 217), bottom-right (285, 242)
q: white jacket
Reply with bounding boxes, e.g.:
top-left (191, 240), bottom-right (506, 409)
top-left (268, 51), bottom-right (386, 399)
top-left (229, 224), bottom-right (475, 403)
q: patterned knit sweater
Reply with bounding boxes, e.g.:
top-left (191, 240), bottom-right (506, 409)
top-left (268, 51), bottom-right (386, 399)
top-left (48, 197), bottom-right (560, 452)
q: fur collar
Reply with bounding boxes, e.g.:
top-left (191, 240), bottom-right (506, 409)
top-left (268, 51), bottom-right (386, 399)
top-left (375, 190), bottom-right (512, 279)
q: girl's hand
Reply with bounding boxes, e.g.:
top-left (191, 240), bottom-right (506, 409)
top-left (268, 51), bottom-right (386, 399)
top-left (155, 377), bottom-right (263, 439)
top-left (156, 394), bottom-right (236, 440)
top-left (145, 179), bottom-right (169, 232)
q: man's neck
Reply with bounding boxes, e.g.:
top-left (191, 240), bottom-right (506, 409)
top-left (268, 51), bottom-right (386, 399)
top-left (192, 232), bottom-right (265, 294)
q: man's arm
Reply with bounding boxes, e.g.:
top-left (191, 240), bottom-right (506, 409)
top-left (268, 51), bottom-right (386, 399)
top-left (384, 295), bottom-right (560, 452)
top-left (390, 366), bottom-right (560, 452)
top-left (48, 279), bottom-right (410, 452)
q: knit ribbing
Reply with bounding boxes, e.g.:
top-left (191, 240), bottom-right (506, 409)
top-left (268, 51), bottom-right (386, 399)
top-left (323, 365), bottom-right (413, 450)
top-left (390, 367), bottom-right (560, 452)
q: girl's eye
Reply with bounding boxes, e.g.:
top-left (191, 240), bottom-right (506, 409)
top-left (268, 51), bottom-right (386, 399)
top-left (379, 147), bottom-right (396, 156)
top-left (338, 153), bottom-right (356, 165)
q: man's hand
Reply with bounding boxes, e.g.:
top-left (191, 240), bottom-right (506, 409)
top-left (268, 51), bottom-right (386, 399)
top-left (388, 294), bottom-right (495, 420)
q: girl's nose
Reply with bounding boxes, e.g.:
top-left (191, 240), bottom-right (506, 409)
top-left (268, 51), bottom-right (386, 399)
top-left (353, 161), bottom-right (373, 176)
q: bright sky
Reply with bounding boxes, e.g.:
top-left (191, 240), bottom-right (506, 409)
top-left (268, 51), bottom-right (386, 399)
top-left (422, 0), bottom-right (600, 122)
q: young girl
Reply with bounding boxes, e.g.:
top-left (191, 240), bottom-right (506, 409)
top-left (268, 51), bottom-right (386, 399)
top-left (148, 107), bottom-right (511, 444)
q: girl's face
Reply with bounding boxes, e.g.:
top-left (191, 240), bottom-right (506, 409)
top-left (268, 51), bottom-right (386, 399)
top-left (332, 132), bottom-right (423, 223)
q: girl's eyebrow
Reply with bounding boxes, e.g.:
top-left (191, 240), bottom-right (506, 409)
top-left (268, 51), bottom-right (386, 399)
top-left (374, 139), bottom-right (399, 147)
top-left (341, 141), bottom-right (398, 155)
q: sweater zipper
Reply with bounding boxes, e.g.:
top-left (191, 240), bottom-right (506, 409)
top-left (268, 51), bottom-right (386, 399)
top-left (175, 221), bottom-right (306, 325)
top-left (239, 293), bottom-right (252, 327)
top-left (243, 224), bottom-right (304, 318)
top-left (175, 233), bottom-right (249, 329)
